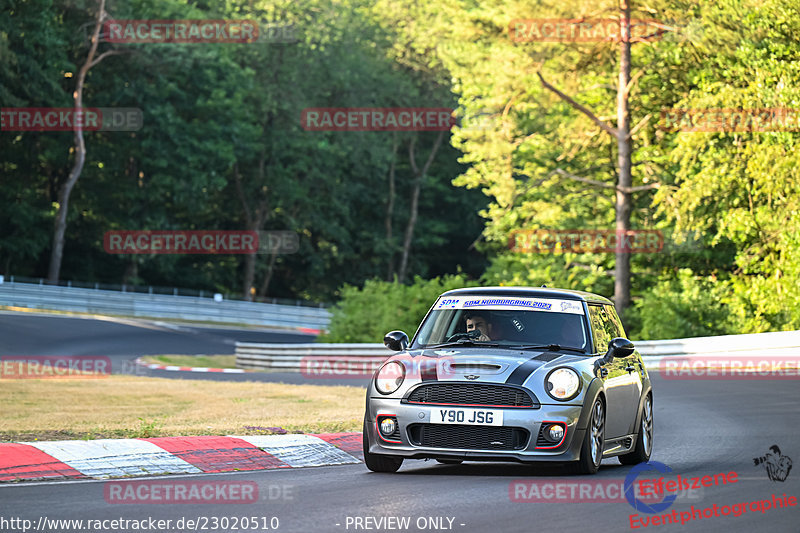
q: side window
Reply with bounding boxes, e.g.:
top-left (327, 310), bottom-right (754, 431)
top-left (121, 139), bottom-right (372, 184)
top-left (605, 305), bottom-right (627, 339)
top-left (587, 305), bottom-right (614, 353)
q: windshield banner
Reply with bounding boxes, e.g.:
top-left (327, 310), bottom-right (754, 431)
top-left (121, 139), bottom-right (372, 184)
top-left (434, 296), bottom-right (585, 314)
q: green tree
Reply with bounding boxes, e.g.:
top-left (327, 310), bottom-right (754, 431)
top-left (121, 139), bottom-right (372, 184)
top-left (321, 274), bottom-right (477, 342)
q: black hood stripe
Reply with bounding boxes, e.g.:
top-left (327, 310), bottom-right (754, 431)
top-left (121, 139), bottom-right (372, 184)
top-left (505, 352), bottom-right (561, 386)
top-left (420, 357), bottom-right (438, 381)
top-left (534, 352), bottom-right (562, 363)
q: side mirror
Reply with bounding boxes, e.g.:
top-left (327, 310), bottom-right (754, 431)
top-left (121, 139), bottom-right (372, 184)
top-left (384, 330), bottom-right (409, 352)
top-left (604, 337), bottom-right (635, 361)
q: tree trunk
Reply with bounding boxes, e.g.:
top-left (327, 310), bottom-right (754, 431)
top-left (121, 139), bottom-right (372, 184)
top-left (398, 131), bottom-right (445, 282)
top-left (235, 165), bottom-right (257, 301)
top-left (615, 0), bottom-right (633, 319)
top-left (48, 127), bottom-right (85, 284)
top-left (122, 258), bottom-right (138, 285)
top-left (234, 157), bottom-right (269, 301)
top-left (385, 134), bottom-right (399, 280)
top-left (242, 249), bottom-right (257, 301)
top-left (536, 1), bottom-right (646, 320)
top-left (47, 0), bottom-right (110, 283)
top-left (257, 250), bottom-right (279, 298)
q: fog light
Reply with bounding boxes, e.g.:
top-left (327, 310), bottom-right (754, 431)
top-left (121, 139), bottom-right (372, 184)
top-left (548, 424), bottom-right (564, 442)
top-left (379, 417), bottom-right (397, 435)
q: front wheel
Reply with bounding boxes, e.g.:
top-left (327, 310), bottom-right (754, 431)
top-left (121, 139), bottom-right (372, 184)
top-left (574, 397), bottom-right (605, 475)
top-left (362, 417), bottom-right (403, 473)
top-left (619, 394), bottom-right (653, 465)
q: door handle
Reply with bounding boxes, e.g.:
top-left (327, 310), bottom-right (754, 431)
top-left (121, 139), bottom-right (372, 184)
top-left (625, 365), bottom-right (635, 373)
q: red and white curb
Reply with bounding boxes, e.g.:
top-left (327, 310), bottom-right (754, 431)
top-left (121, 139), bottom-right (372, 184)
top-left (135, 357), bottom-right (246, 374)
top-left (0, 433), bottom-right (362, 482)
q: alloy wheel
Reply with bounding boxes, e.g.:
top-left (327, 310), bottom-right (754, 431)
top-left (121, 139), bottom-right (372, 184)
top-left (641, 395), bottom-right (653, 456)
top-left (590, 400), bottom-right (604, 466)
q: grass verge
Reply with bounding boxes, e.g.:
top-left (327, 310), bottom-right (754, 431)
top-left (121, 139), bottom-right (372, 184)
top-left (0, 375), bottom-right (363, 442)
top-left (141, 354), bottom-right (238, 368)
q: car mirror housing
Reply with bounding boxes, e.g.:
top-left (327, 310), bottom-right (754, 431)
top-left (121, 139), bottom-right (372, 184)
top-left (384, 330), bottom-right (409, 351)
top-left (605, 337), bottom-right (635, 361)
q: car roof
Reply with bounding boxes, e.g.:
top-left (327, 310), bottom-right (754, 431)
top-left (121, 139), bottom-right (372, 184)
top-left (439, 286), bottom-right (613, 305)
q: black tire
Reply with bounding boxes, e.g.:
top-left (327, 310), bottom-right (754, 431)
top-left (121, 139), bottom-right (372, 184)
top-left (574, 397), bottom-right (605, 475)
top-left (362, 417), bottom-right (403, 473)
top-left (436, 459), bottom-right (463, 465)
top-left (619, 393), bottom-right (653, 465)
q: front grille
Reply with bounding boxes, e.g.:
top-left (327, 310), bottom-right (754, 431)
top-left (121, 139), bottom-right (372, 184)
top-left (408, 424), bottom-right (529, 451)
top-left (405, 383), bottom-right (536, 407)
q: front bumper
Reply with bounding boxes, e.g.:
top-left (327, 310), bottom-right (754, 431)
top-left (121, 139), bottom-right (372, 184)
top-left (366, 397), bottom-right (586, 463)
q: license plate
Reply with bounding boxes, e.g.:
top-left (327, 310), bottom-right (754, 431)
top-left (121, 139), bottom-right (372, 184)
top-left (429, 408), bottom-right (503, 426)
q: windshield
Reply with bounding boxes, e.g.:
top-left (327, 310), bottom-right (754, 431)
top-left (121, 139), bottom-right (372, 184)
top-left (412, 295), bottom-right (589, 351)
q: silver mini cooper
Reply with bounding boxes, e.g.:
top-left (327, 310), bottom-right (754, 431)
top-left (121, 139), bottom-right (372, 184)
top-left (363, 287), bottom-right (653, 474)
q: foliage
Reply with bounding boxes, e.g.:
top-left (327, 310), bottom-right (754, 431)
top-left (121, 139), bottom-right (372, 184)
top-left (633, 269), bottom-right (733, 340)
top-left (0, 0), bottom-right (487, 301)
top-left (374, 0), bottom-right (800, 340)
top-left (650, 0), bottom-right (800, 336)
top-left (3, 0), bottom-right (800, 341)
top-left (320, 274), bottom-right (477, 343)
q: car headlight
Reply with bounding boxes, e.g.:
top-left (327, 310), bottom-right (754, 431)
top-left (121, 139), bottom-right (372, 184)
top-left (375, 361), bottom-right (405, 394)
top-left (545, 367), bottom-right (580, 401)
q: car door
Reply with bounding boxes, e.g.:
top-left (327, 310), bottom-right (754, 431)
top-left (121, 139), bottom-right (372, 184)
top-left (606, 304), bottom-right (646, 434)
top-left (587, 304), bottom-right (636, 439)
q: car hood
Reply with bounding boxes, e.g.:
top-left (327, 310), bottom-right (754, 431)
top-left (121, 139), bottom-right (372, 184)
top-left (396, 347), bottom-right (584, 385)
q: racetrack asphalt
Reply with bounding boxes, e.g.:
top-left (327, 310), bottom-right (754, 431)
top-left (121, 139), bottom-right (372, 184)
top-left (0, 311), bottom-right (369, 386)
top-left (1, 373), bottom-right (797, 532)
top-left (1, 311), bottom-right (797, 531)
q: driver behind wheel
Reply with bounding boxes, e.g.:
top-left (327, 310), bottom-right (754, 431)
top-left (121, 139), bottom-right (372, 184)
top-left (464, 311), bottom-right (500, 341)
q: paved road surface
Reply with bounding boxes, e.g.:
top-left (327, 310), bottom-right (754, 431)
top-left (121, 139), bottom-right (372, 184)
top-left (0, 311), bottom-right (353, 383)
top-left (1, 373), bottom-right (797, 532)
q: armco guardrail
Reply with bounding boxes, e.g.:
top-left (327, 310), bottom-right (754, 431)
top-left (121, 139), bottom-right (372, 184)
top-left (236, 343), bottom-right (390, 371)
top-left (633, 330), bottom-right (800, 360)
top-left (235, 330), bottom-right (800, 372)
top-left (0, 280), bottom-right (330, 330)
